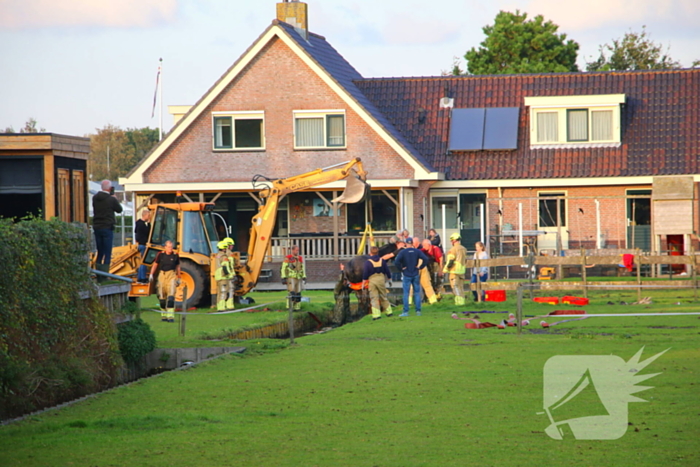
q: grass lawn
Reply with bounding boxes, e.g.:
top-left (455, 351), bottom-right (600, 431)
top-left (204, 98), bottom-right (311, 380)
top-left (1, 287), bottom-right (698, 466)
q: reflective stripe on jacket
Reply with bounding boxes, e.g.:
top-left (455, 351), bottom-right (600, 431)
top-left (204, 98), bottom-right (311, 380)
top-left (215, 252), bottom-right (233, 281)
top-left (281, 255), bottom-right (306, 279)
top-left (444, 244), bottom-right (467, 275)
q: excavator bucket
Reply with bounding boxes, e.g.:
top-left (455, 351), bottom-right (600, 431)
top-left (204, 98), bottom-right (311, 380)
top-left (332, 169), bottom-right (370, 204)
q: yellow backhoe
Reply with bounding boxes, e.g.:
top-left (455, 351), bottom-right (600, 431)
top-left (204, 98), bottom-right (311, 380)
top-left (93, 158), bottom-right (368, 307)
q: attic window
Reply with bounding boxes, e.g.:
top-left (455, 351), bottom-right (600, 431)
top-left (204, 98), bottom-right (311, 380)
top-left (212, 111), bottom-right (265, 150)
top-left (448, 107), bottom-right (519, 151)
top-left (525, 94), bottom-right (624, 148)
top-left (294, 110), bottom-right (346, 149)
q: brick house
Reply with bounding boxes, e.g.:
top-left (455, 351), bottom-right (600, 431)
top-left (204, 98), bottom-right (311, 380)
top-left (121, 1), bottom-right (699, 279)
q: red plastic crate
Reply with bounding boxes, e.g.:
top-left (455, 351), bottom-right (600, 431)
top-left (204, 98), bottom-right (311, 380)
top-left (562, 296), bottom-right (589, 306)
top-left (485, 290), bottom-right (506, 302)
top-left (533, 297), bottom-right (560, 305)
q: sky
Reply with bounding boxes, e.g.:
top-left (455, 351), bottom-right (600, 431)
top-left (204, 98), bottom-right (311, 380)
top-left (1, 0), bottom-right (698, 137)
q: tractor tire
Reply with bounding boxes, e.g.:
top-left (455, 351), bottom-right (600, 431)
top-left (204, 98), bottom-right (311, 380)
top-left (178, 260), bottom-right (207, 308)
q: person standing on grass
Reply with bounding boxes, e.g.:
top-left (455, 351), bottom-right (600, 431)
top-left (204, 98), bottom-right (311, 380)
top-left (422, 238), bottom-right (444, 301)
top-left (471, 241), bottom-right (489, 302)
top-left (394, 238), bottom-right (429, 317)
top-left (281, 245), bottom-right (306, 311)
top-left (444, 232), bottom-right (467, 306)
top-left (214, 239), bottom-right (234, 311)
top-left (407, 237), bottom-right (438, 305)
top-left (149, 240), bottom-right (181, 322)
top-left (362, 246), bottom-right (393, 321)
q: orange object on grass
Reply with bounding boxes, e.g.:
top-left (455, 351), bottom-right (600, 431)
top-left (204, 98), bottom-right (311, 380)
top-left (485, 290), bottom-right (506, 302)
top-left (533, 297), bottom-right (560, 305)
top-left (562, 296), bottom-right (589, 306)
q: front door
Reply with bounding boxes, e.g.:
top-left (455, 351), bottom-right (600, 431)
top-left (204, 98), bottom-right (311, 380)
top-left (627, 190), bottom-right (651, 250)
top-left (459, 193), bottom-right (486, 250)
top-left (538, 192), bottom-right (569, 253)
top-left (431, 194), bottom-right (459, 245)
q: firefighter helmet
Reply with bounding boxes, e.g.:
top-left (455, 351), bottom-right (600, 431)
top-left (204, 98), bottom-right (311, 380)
top-left (449, 232), bottom-right (461, 241)
top-left (222, 237), bottom-right (235, 247)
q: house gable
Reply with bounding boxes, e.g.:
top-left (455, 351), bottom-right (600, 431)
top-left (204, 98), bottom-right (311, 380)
top-left (121, 22), bottom-right (438, 191)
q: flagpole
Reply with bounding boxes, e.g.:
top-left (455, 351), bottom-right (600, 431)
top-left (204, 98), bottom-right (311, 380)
top-left (158, 57), bottom-right (163, 141)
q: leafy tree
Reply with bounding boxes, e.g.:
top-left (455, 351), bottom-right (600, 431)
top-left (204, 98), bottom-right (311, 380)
top-left (20, 117), bottom-right (45, 133)
top-left (88, 125), bottom-right (134, 181)
top-left (462, 10), bottom-right (579, 75)
top-left (586, 26), bottom-right (684, 71)
top-left (88, 126), bottom-right (159, 181)
top-left (1, 118), bottom-right (45, 134)
top-left (442, 56), bottom-right (465, 76)
top-left (125, 127), bottom-right (159, 162)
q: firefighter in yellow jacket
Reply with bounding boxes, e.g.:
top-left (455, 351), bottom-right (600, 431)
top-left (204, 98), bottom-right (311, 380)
top-left (281, 245), bottom-right (306, 310)
top-left (443, 232), bottom-right (468, 306)
top-left (215, 238), bottom-right (234, 311)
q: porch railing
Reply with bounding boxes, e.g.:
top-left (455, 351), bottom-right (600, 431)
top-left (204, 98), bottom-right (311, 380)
top-left (266, 235), bottom-right (393, 261)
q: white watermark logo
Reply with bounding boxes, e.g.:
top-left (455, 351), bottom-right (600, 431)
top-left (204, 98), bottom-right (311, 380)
top-left (541, 347), bottom-right (668, 440)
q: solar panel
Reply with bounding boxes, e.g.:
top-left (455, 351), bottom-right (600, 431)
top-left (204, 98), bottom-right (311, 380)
top-left (483, 107), bottom-right (519, 150)
top-left (449, 108), bottom-right (485, 150)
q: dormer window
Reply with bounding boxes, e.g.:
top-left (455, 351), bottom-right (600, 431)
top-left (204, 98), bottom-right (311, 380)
top-left (525, 94), bottom-right (624, 148)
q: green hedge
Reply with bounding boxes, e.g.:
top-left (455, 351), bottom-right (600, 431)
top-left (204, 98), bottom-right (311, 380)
top-left (118, 318), bottom-right (156, 365)
top-left (0, 217), bottom-right (121, 420)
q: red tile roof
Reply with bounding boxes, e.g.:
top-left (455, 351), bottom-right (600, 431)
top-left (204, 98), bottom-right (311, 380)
top-left (355, 69), bottom-right (700, 180)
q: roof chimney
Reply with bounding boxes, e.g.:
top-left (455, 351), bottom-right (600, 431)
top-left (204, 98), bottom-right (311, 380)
top-left (277, 1), bottom-right (308, 40)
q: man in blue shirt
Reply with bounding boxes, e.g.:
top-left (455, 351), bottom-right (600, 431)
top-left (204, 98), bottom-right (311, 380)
top-left (394, 237), bottom-right (429, 317)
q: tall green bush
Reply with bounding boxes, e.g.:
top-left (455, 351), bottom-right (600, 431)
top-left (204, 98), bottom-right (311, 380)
top-left (0, 217), bottom-right (121, 420)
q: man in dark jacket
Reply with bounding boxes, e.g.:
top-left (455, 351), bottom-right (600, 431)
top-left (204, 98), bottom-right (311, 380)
top-left (394, 238), bottom-right (429, 317)
top-left (362, 246), bottom-right (393, 320)
top-left (92, 180), bottom-right (123, 268)
top-left (134, 209), bottom-right (151, 282)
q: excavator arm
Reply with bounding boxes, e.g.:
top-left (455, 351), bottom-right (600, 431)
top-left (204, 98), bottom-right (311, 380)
top-left (236, 158), bottom-right (368, 295)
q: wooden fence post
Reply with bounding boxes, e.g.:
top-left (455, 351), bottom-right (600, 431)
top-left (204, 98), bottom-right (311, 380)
top-left (179, 285), bottom-right (187, 337)
top-left (581, 248), bottom-right (588, 298)
top-left (475, 258), bottom-right (482, 302)
top-left (516, 285), bottom-right (523, 336)
top-left (636, 249), bottom-right (642, 302)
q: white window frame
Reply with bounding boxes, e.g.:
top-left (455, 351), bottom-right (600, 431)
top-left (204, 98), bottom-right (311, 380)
top-left (293, 110), bottom-right (346, 149)
top-left (525, 95), bottom-right (624, 149)
top-left (212, 111), bottom-right (265, 151)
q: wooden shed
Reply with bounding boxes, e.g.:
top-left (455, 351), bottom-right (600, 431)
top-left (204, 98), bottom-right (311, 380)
top-left (0, 133), bottom-right (90, 223)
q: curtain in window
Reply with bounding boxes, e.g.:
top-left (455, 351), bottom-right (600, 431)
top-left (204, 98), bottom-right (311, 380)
top-left (591, 110), bottom-right (613, 141)
top-left (536, 112), bottom-right (558, 142)
top-left (327, 115), bottom-right (345, 146)
top-left (567, 109), bottom-right (588, 141)
top-left (296, 118), bottom-right (324, 147)
top-left (214, 117), bottom-right (232, 148)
